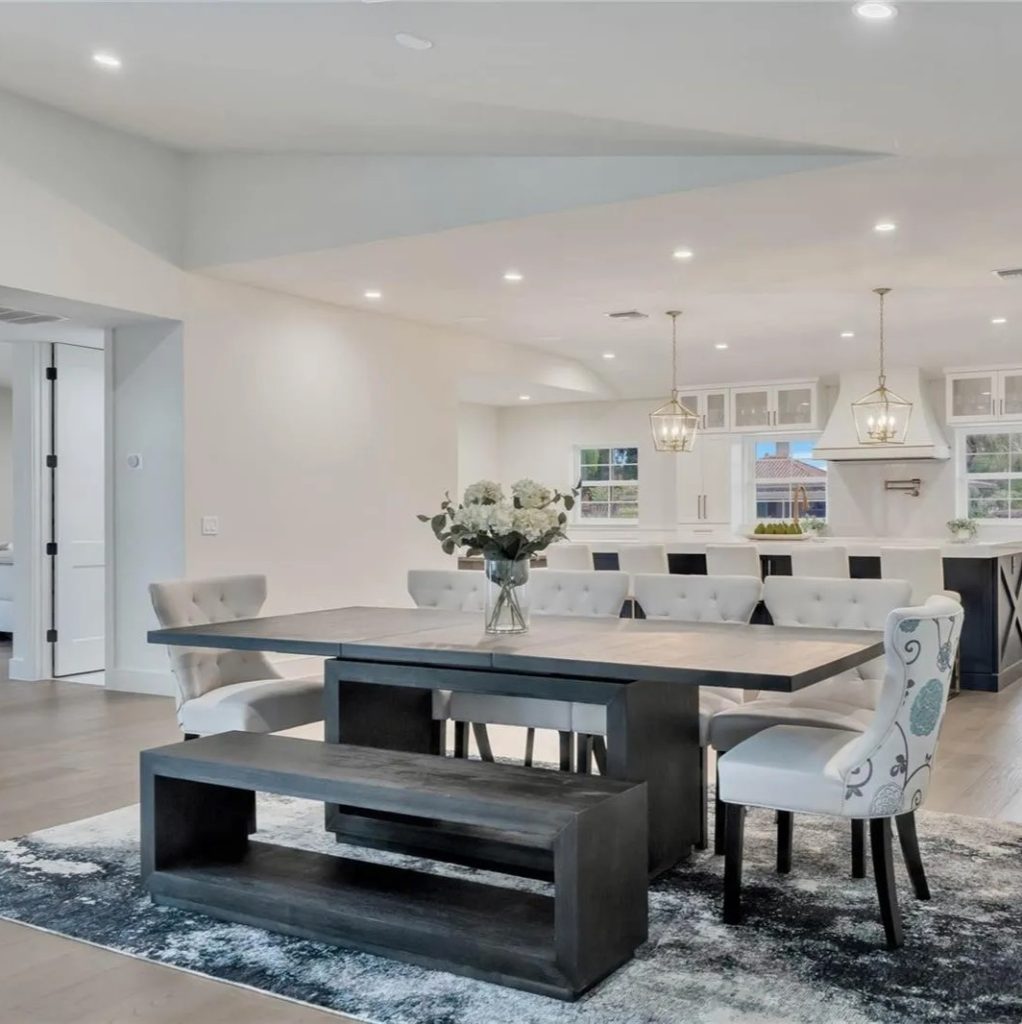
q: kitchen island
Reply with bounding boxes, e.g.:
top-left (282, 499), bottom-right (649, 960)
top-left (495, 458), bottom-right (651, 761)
top-left (568, 534), bottom-right (1022, 693)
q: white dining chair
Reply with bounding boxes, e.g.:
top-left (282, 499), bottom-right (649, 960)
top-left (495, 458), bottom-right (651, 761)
top-left (616, 544), bottom-right (669, 575)
top-left (544, 542), bottom-right (594, 570)
top-left (719, 596), bottom-right (963, 949)
top-left (149, 575), bottom-right (324, 738)
top-left (708, 575), bottom-right (912, 858)
top-left (410, 569), bottom-right (629, 768)
top-left (569, 573), bottom-right (763, 849)
top-left (880, 547), bottom-right (961, 604)
top-left (705, 544), bottom-right (761, 578)
top-left (790, 545), bottom-right (849, 579)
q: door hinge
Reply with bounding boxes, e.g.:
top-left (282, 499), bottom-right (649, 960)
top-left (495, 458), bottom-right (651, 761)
top-left (45, 454), bottom-right (57, 469)
top-left (45, 365), bottom-right (57, 381)
top-left (45, 541), bottom-right (57, 556)
top-left (45, 628), bottom-right (57, 643)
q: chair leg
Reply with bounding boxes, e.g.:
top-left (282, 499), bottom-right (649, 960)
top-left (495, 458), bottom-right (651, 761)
top-left (523, 727), bottom-right (535, 768)
top-left (895, 811), bottom-right (930, 901)
top-left (696, 746), bottom-right (709, 851)
top-left (453, 721), bottom-right (469, 759)
top-left (851, 819), bottom-right (867, 879)
top-left (558, 731), bottom-right (573, 772)
top-left (776, 810), bottom-right (793, 874)
top-left (714, 759), bottom-right (726, 856)
top-left (576, 734), bottom-right (593, 775)
top-left (471, 722), bottom-right (494, 762)
top-left (723, 803), bottom-right (746, 924)
top-left (592, 736), bottom-right (608, 776)
top-left (869, 817), bottom-right (904, 950)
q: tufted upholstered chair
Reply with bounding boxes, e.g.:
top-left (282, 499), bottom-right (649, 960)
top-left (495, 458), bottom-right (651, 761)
top-left (544, 543), bottom-right (594, 571)
top-left (408, 569), bottom-right (629, 769)
top-left (406, 569), bottom-right (486, 612)
top-left (149, 575), bottom-right (323, 737)
top-left (880, 547), bottom-right (961, 605)
top-left (705, 544), bottom-right (761, 578)
top-left (790, 545), bottom-right (849, 579)
top-left (616, 544), bottom-right (668, 575)
top-left (570, 573), bottom-right (763, 849)
top-left (719, 596), bottom-right (963, 949)
top-left (707, 576), bottom-right (912, 855)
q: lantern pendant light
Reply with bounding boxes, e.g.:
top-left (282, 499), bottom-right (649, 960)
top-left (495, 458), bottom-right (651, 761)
top-left (649, 310), bottom-right (700, 453)
top-left (851, 287), bottom-right (912, 445)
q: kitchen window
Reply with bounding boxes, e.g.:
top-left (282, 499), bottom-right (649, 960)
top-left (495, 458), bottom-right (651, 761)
top-left (575, 446), bottom-right (639, 522)
top-left (959, 429), bottom-right (1022, 520)
top-left (749, 437), bottom-right (827, 520)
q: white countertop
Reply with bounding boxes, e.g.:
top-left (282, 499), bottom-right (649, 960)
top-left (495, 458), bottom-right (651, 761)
top-left (568, 533), bottom-right (1022, 560)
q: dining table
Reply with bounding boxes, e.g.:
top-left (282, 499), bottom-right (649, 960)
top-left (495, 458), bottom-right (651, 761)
top-left (149, 606), bottom-right (884, 878)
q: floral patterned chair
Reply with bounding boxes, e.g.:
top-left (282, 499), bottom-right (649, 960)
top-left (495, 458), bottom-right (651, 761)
top-left (717, 596), bottom-right (964, 948)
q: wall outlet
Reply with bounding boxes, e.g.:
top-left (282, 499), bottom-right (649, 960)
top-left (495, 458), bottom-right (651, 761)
top-left (201, 515), bottom-right (220, 536)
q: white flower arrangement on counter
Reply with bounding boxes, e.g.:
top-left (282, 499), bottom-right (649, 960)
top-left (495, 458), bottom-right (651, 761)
top-left (419, 478), bottom-right (578, 559)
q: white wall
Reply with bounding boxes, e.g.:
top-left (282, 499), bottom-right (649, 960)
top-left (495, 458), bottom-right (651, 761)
top-left (497, 398), bottom-right (679, 532)
top-left (106, 322), bottom-right (185, 695)
top-left (0, 386), bottom-right (12, 540)
top-left (457, 403), bottom-right (500, 497)
top-left (179, 275), bottom-right (460, 620)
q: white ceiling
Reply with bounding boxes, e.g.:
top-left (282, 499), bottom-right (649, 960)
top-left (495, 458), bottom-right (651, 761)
top-left (1, 2), bottom-right (1021, 401)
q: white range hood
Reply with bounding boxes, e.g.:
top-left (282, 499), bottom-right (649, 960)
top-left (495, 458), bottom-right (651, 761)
top-left (812, 369), bottom-right (950, 463)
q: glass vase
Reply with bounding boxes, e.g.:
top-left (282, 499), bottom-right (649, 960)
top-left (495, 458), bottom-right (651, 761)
top-left (483, 557), bottom-right (531, 635)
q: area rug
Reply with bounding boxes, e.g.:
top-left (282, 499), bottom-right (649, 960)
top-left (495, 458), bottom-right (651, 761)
top-left (1, 794), bottom-right (1021, 1024)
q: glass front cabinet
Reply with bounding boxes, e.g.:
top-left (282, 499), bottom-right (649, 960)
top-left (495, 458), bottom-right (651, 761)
top-left (676, 388), bottom-right (730, 433)
top-left (946, 369), bottom-right (1022, 424)
top-left (730, 381), bottom-right (817, 433)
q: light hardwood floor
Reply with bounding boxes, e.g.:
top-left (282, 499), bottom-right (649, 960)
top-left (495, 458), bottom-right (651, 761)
top-left (2, 651), bottom-right (1021, 1022)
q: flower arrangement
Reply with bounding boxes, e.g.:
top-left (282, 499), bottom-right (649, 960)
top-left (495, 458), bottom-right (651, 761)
top-left (419, 479), bottom-right (577, 560)
top-left (418, 479), bottom-right (579, 634)
top-left (946, 517), bottom-right (977, 541)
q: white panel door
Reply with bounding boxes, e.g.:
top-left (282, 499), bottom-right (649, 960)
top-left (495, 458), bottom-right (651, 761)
top-left (53, 343), bottom-right (105, 677)
top-left (699, 436), bottom-right (733, 524)
top-left (675, 448), bottom-right (705, 524)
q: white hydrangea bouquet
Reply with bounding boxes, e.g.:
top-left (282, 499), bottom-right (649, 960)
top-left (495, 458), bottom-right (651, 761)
top-left (418, 479), bottom-right (577, 634)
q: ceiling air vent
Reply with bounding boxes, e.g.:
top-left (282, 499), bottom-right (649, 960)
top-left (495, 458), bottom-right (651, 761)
top-left (604, 310), bottom-right (649, 320)
top-left (0, 306), bottom-right (68, 325)
top-left (994, 268), bottom-right (1022, 282)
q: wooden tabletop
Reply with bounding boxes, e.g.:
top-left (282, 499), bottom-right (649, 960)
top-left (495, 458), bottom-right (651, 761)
top-left (149, 606), bottom-right (884, 693)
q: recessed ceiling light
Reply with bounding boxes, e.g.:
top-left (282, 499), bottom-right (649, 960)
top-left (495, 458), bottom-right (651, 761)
top-left (92, 51), bottom-right (122, 70)
top-left (364, 289), bottom-right (382, 300)
top-left (992, 317), bottom-right (1008, 325)
top-left (874, 221), bottom-right (897, 233)
top-left (672, 248), bottom-right (694, 261)
top-left (395, 32), bottom-right (433, 51)
top-left (714, 343), bottom-right (729, 350)
top-left (519, 394), bottom-right (531, 401)
top-left (841, 331), bottom-right (856, 338)
top-left (602, 352), bottom-right (616, 360)
top-left (854, 2), bottom-right (897, 20)
top-left (503, 270), bottom-right (523, 283)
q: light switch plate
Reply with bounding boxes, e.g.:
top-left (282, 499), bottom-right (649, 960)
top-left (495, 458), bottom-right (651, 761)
top-left (201, 515), bottom-right (220, 536)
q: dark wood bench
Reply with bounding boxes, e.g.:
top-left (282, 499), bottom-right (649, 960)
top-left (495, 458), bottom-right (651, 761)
top-left (140, 732), bottom-right (648, 1000)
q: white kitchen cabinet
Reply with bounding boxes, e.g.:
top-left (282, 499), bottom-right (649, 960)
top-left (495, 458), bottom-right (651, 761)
top-left (677, 388), bottom-right (730, 433)
top-left (676, 436), bottom-right (733, 525)
top-left (730, 382), bottom-right (817, 433)
top-left (946, 369), bottom-right (1022, 423)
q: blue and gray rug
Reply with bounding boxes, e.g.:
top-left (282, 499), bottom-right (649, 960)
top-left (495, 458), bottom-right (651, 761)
top-left (0, 794), bottom-right (1021, 1024)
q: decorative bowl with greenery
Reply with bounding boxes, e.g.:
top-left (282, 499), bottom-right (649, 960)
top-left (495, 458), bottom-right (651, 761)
top-left (419, 479), bottom-right (577, 634)
top-left (946, 517), bottom-right (978, 542)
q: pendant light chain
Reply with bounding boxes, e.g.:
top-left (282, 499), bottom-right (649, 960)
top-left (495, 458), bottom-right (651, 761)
top-left (875, 286), bottom-right (890, 388)
top-left (671, 311), bottom-right (679, 397)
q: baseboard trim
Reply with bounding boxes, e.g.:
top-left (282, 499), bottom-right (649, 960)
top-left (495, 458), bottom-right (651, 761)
top-left (105, 668), bottom-right (176, 697)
